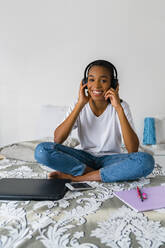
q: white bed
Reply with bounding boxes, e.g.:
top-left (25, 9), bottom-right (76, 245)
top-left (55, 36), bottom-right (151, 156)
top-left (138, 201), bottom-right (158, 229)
top-left (0, 105), bottom-right (165, 248)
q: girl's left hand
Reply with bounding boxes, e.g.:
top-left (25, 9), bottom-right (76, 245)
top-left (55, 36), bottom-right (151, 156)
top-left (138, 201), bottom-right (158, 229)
top-left (104, 84), bottom-right (121, 109)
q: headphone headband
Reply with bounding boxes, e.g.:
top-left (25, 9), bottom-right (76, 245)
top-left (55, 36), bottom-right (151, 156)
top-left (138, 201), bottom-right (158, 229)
top-left (84, 59), bottom-right (118, 81)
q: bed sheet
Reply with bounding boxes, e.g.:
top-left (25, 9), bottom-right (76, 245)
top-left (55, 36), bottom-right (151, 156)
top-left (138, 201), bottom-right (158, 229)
top-left (0, 139), bottom-right (165, 248)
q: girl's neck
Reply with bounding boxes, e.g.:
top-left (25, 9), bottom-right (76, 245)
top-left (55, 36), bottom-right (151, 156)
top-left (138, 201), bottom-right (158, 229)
top-left (89, 98), bottom-right (109, 112)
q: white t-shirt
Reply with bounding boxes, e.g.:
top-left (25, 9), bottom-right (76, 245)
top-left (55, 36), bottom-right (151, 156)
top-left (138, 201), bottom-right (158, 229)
top-left (64, 99), bottom-right (136, 157)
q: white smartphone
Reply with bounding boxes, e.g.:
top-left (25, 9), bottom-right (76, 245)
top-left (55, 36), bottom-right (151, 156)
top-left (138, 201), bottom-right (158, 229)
top-left (65, 182), bottom-right (94, 191)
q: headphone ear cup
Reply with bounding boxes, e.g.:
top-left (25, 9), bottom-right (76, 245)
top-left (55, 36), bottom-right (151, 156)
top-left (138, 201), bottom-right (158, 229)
top-left (112, 79), bottom-right (118, 90)
top-left (82, 78), bottom-right (88, 89)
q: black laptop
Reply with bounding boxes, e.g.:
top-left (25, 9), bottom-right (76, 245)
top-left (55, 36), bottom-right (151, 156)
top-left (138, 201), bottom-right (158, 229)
top-left (0, 178), bottom-right (71, 200)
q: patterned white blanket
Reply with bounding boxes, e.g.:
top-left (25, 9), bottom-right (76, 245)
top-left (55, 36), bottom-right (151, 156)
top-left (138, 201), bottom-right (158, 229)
top-left (0, 138), bottom-right (165, 248)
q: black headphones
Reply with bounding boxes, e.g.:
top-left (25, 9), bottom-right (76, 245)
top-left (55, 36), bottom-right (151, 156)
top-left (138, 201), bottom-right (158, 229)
top-left (82, 59), bottom-right (118, 90)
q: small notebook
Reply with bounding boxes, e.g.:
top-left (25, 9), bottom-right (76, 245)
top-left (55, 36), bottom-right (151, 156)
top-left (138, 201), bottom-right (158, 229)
top-left (113, 185), bottom-right (165, 212)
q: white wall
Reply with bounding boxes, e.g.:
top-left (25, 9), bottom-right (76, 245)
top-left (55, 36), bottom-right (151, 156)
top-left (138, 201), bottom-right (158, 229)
top-left (0, 0), bottom-right (165, 146)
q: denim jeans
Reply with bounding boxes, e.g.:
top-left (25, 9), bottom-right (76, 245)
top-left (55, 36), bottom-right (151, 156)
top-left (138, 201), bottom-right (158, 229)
top-left (34, 142), bottom-right (155, 183)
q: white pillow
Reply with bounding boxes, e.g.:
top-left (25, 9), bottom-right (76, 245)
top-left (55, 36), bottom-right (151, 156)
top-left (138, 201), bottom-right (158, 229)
top-left (36, 105), bottom-right (78, 140)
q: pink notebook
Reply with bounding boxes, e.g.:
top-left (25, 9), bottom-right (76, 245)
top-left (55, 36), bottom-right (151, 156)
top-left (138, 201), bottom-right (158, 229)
top-left (113, 185), bottom-right (165, 212)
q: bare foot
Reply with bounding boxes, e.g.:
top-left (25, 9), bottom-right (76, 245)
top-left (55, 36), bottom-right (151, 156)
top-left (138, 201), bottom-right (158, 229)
top-left (48, 169), bottom-right (101, 182)
top-left (48, 171), bottom-right (72, 180)
top-left (48, 166), bottom-right (94, 180)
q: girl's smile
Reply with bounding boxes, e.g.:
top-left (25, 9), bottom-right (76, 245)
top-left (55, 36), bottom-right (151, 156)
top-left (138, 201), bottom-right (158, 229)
top-left (92, 90), bottom-right (104, 96)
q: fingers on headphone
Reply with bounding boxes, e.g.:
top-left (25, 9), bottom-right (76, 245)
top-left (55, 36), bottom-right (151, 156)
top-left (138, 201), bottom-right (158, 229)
top-left (80, 80), bottom-right (84, 88)
top-left (116, 83), bottom-right (119, 91)
top-left (81, 79), bottom-right (87, 87)
top-left (81, 79), bottom-right (86, 85)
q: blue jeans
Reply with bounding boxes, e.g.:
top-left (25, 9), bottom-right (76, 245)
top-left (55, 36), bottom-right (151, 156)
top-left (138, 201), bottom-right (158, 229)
top-left (34, 142), bottom-right (155, 183)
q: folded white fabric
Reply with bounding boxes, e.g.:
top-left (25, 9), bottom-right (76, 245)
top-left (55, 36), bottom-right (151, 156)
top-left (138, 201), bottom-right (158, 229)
top-left (155, 117), bottom-right (165, 144)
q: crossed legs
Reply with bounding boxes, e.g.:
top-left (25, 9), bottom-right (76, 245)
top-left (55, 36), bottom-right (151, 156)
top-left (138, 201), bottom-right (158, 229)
top-left (34, 142), bottom-right (155, 183)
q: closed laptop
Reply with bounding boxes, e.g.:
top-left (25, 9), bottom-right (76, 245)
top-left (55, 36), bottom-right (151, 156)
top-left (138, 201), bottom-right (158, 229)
top-left (0, 178), bottom-right (71, 200)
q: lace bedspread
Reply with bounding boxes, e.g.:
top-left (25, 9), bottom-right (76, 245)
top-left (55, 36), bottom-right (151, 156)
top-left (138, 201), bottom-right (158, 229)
top-left (0, 138), bottom-right (165, 248)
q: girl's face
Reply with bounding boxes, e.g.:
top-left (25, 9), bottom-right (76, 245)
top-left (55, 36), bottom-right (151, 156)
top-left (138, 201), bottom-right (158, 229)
top-left (87, 65), bottom-right (112, 101)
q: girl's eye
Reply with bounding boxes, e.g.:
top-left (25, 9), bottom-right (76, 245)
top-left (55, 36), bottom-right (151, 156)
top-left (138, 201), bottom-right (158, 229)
top-left (88, 79), bottom-right (107, 82)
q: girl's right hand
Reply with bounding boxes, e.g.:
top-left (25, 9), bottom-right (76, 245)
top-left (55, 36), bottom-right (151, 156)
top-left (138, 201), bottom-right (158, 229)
top-left (77, 79), bottom-right (90, 106)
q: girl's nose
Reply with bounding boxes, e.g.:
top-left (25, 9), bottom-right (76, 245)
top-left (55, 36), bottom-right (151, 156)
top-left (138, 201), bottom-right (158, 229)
top-left (95, 79), bottom-right (101, 87)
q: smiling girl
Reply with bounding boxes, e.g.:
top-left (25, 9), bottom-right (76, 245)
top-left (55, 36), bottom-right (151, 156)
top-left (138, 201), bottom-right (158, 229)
top-left (34, 59), bottom-right (154, 182)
